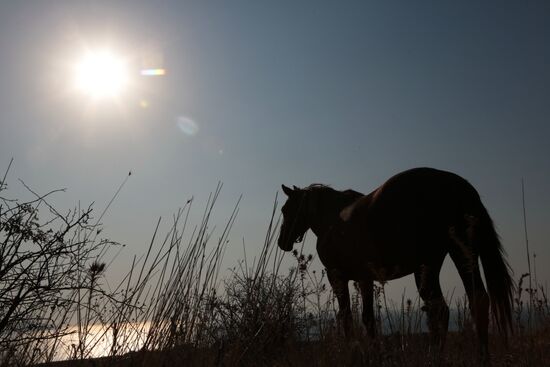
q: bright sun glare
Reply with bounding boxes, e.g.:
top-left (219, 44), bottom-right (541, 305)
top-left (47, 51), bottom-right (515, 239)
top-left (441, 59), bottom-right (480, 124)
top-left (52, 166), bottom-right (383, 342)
top-left (74, 50), bottom-right (129, 99)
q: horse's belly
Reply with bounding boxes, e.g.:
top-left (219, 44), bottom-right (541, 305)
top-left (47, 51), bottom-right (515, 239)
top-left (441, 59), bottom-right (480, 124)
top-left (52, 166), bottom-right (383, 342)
top-left (317, 225), bottom-right (443, 282)
top-left (349, 238), bottom-right (429, 281)
top-left (362, 261), bottom-right (415, 281)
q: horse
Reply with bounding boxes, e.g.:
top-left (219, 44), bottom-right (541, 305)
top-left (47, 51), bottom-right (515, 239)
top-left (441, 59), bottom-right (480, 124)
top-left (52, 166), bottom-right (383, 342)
top-left (278, 167), bottom-right (514, 362)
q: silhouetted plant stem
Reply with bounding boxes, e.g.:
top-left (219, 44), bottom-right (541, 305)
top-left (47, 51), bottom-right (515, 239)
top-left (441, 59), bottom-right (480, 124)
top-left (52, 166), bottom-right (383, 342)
top-left (522, 179), bottom-right (533, 329)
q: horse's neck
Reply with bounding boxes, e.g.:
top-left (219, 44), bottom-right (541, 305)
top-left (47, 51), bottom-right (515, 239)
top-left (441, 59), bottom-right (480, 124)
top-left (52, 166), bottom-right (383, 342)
top-left (309, 216), bottom-right (331, 238)
top-left (308, 192), bottom-right (346, 237)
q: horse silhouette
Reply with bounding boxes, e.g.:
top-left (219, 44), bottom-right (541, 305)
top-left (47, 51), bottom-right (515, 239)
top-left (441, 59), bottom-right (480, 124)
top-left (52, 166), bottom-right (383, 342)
top-left (278, 167), bottom-right (513, 362)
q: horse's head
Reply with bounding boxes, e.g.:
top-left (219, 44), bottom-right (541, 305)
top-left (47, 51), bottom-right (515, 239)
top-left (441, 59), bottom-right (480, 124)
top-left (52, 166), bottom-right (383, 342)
top-left (278, 185), bottom-right (310, 251)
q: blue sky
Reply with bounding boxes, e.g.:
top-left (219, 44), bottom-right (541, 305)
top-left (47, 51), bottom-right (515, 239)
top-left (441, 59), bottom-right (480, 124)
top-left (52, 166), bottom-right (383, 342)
top-left (1, 1), bottom-right (549, 299)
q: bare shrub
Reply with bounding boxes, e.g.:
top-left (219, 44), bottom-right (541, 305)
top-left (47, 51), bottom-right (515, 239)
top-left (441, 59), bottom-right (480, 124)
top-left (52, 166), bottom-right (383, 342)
top-left (0, 161), bottom-right (120, 365)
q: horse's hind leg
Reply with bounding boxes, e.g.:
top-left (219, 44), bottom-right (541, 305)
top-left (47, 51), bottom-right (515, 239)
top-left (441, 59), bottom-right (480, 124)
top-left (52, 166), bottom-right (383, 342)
top-left (327, 268), bottom-right (352, 337)
top-left (448, 231), bottom-right (490, 363)
top-left (414, 262), bottom-right (449, 352)
top-left (358, 279), bottom-right (375, 338)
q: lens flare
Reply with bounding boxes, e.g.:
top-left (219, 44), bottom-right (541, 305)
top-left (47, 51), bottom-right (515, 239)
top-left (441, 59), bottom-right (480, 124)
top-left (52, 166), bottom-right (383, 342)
top-left (140, 68), bottom-right (166, 76)
top-left (139, 99), bottom-right (150, 108)
top-left (177, 116), bottom-right (199, 136)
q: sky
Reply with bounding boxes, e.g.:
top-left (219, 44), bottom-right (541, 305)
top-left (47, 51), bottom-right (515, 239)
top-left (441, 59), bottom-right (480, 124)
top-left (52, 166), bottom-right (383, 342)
top-left (0, 0), bottom-right (549, 301)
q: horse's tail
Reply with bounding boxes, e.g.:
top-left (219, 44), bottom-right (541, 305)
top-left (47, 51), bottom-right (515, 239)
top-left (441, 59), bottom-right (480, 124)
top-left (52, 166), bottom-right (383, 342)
top-left (473, 203), bottom-right (515, 336)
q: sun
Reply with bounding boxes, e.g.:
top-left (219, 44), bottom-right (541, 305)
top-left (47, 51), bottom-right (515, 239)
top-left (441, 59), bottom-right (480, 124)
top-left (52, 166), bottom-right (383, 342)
top-left (74, 50), bottom-right (129, 99)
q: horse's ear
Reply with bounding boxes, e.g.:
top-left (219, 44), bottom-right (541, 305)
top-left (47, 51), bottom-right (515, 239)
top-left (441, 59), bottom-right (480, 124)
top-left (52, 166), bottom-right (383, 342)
top-left (293, 185), bottom-right (300, 191)
top-left (281, 185), bottom-right (294, 196)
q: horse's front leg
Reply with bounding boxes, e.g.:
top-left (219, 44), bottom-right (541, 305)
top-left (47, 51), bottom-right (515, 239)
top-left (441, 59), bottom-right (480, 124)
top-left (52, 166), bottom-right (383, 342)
top-left (358, 279), bottom-right (376, 338)
top-left (327, 268), bottom-right (352, 337)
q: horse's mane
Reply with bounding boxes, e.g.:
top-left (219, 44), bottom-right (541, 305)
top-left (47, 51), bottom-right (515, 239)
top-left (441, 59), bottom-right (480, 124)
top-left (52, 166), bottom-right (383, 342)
top-left (304, 183), bottom-right (333, 191)
top-left (302, 184), bottom-right (363, 208)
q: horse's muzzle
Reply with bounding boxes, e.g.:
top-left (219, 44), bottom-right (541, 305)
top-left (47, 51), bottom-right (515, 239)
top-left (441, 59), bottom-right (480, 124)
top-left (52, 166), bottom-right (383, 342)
top-left (277, 236), bottom-right (294, 251)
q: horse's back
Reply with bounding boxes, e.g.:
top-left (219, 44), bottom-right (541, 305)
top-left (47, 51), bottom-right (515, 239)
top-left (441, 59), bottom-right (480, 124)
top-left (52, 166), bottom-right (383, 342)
top-left (336, 168), bottom-right (485, 277)
top-left (345, 168), bottom-right (481, 223)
